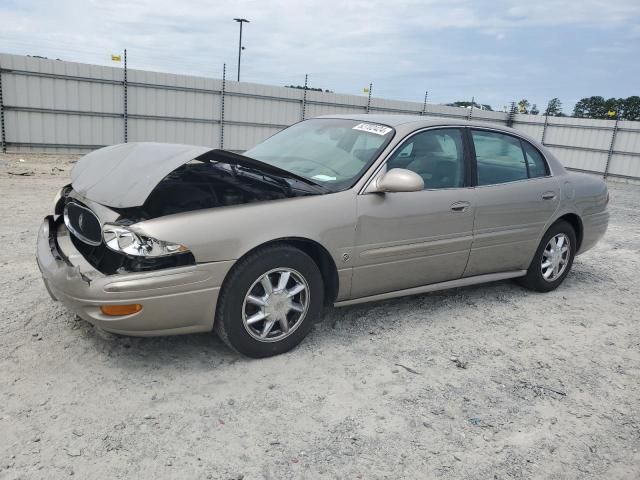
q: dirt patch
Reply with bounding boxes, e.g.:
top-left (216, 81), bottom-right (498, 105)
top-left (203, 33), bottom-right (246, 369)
top-left (1, 153), bottom-right (639, 479)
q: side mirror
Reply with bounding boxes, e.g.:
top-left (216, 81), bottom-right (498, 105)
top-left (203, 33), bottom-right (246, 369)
top-left (375, 168), bottom-right (424, 193)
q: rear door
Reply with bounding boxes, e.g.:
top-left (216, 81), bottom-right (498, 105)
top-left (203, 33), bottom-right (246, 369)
top-left (464, 129), bottom-right (560, 277)
top-left (351, 128), bottom-right (475, 298)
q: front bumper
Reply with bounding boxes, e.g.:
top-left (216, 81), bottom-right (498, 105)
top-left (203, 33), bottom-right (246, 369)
top-left (36, 216), bottom-right (234, 336)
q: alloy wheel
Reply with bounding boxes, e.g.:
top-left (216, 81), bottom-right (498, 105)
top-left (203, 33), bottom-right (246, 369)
top-left (241, 268), bottom-right (310, 342)
top-left (541, 233), bottom-right (570, 282)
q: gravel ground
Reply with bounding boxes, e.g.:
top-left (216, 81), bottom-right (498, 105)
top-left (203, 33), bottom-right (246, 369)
top-left (0, 153), bottom-right (639, 479)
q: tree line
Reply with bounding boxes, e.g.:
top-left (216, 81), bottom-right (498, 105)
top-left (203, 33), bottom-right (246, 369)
top-left (516, 96), bottom-right (640, 120)
top-left (285, 85), bottom-right (333, 93)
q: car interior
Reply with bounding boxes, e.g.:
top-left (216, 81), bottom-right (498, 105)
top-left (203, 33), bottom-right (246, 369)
top-left (387, 130), bottom-right (464, 189)
top-left (473, 132), bottom-right (529, 186)
top-left (386, 128), bottom-right (548, 189)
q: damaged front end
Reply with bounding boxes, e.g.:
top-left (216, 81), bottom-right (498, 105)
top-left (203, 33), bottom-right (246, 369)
top-left (53, 190), bottom-right (196, 276)
top-left (113, 149), bottom-right (323, 222)
top-left (54, 143), bottom-right (323, 275)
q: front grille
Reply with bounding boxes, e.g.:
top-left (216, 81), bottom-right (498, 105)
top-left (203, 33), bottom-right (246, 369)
top-left (64, 201), bottom-right (102, 246)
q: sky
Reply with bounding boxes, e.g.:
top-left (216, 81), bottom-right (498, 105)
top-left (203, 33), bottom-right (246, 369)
top-left (1, 0), bottom-right (639, 112)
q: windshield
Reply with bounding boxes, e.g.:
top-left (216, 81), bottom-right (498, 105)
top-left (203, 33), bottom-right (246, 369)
top-left (243, 118), bottom-right (395, 192)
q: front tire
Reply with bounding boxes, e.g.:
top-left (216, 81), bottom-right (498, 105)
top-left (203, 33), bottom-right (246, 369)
top-left (214, 244), bottom-right (324, 358)
top-left (518, 220), bottom-right (576, 292)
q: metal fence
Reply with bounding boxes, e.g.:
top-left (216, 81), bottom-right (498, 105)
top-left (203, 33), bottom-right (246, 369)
top-left (1, 52), bottom-right (639, 182)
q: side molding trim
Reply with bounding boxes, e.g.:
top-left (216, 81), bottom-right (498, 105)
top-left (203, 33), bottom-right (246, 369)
top-left (334, 270), bottom-right (527, 307)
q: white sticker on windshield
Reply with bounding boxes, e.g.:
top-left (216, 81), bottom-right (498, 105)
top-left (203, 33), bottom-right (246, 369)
top-left (352, 123), bottom-right (392, 136)
top-left (312, 174), bottom-right (337, 181)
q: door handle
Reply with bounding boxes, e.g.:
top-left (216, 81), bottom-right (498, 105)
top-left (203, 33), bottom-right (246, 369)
top-left (542, 192), bottom-right (557, 200)
top-left (450, 201), bottom-right (470, 212)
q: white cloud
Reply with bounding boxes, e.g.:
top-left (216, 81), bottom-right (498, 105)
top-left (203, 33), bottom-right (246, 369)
top-left (1, 0), bottom-right (639, 108)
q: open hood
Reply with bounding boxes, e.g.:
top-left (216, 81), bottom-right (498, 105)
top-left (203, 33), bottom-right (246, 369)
top-left (71, 142), bottom-right (321, 209)
top-left (71, 142), bottom-right (212, 208)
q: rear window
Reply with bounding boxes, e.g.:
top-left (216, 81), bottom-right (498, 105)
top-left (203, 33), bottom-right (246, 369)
top-left (522, 141), bottom-right (549, 178)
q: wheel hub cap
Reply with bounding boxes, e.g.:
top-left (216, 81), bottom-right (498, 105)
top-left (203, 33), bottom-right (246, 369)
top-left (264, 291), bottom-right (293, 319)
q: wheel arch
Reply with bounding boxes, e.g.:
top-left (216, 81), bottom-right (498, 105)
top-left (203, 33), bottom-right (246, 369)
top-left (221, 237), bottom-right (340, 306)
top-left (553, 213), bottom-right (584, 252)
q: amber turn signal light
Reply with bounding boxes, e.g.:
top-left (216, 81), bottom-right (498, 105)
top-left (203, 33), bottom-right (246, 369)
top-left (100, 304), bottom-right (143, 316)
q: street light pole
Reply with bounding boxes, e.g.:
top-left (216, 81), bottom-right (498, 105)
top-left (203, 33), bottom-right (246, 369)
top-left (234, 18), bottom-right (249, 82)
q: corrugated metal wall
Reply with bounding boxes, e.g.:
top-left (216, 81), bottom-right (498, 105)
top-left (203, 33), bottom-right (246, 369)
top-left (1, 53), bottom-right (639, 181)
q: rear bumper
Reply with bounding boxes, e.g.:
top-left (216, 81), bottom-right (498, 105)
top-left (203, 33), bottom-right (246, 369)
top-left (578, 210), bottom-right (609, 255)
top-left (36, 216), bottom-right (234, 336)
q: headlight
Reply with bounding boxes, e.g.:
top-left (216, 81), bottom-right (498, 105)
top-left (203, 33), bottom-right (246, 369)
top-left (102, 224), bottom-right (190, 257)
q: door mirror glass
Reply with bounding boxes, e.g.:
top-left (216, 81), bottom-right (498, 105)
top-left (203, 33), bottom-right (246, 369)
top-left (375, 168), bottom-right (424, 193)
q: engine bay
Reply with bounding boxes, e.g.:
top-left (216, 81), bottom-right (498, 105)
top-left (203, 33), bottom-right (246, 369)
top-left (114, 160), bottom-right (321, 222)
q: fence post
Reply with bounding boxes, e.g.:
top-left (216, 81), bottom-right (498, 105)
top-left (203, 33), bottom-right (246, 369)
top-left (467, 96), bottom-right (474, 120)
top-left (301, 74), bottom-right (308, 120)
top-left (420, 90), bottom-right (428, 116)
top-left (123, 49), bottom-right (128, 143)
top-left (541, 114), bottom-right (549, 145)
top-left (220, 63), bottom-right (226, 149)
top-left (0, 68), bottom-right (6, 153)
top-left (603, 117), bottom-right (619, 179)
top-left (365, 83), bottom-right (372, 113)
top-left (506, 102), bottom-right (516, 127)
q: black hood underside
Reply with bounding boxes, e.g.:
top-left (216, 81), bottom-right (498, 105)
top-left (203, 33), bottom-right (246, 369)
top-left (114, 153), bottom-right (323, 222)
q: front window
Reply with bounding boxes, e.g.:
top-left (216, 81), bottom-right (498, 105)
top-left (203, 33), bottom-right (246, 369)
top-left (387, 128), bottom-right (465, 189)
top-left (244, 118), bottom-right (395, 192)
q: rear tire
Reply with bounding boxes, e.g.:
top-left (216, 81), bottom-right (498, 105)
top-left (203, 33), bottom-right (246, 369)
top-left (214, 244), bottom-right (324, 358)
top-left (518, 220), bottom-right (576, 292)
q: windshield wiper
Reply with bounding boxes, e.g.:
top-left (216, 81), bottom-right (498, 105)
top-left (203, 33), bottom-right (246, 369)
top-left (235, 165), bottom-right (293, 193)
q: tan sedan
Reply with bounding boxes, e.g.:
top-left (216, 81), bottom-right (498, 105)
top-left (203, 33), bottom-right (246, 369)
top-left (36, 115), bottom-right (609, 357)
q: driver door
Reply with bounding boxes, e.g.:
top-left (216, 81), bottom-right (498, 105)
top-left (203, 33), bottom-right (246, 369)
top-left (351, 128), bottom-right (476, 298)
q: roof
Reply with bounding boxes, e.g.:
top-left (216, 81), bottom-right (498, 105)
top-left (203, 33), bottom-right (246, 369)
top-left (317, 113), bottom-right (512, 130)
top-left (316, 113), bottom-right (542, 143)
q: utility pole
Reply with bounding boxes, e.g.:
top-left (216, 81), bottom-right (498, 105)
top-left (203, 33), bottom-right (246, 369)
top-left (234, 18), bottom-right (249, 82)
